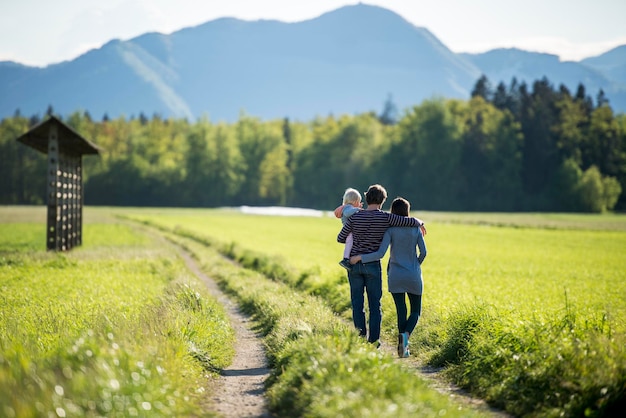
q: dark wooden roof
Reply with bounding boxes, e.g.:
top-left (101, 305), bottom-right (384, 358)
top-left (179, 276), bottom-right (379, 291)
top-left (16, 115), bottom-right (101, 156)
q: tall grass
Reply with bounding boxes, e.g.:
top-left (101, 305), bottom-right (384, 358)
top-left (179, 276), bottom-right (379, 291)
top-left (0, 218), bottom-right (234, 417)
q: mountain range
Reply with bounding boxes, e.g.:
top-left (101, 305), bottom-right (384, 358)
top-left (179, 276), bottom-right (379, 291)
top-left (1, 3), bottom-right (625, 122)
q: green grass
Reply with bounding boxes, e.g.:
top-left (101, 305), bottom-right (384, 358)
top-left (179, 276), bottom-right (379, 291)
top-left (122, 207), bottom-right (626, 417)
top-left (124, 208), bottom-right (626, 329)
top-left (3, 206), bottom-right (625, 417)
top-left (0, 213), bottom-right (235, 417)
top-left (419, 211), bottom-right (626, 231)
top-left (424, 222), bottom-right (626, 324)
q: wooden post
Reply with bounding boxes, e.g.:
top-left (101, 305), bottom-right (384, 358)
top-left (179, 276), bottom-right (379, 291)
top-left (46, 124), bottom-right (60, 251)
top-left (76, 160), bottom-right (83, 246)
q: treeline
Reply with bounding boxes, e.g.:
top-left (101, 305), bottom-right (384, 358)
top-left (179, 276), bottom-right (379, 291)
top-left (1, 76), bottom-right (625, 212)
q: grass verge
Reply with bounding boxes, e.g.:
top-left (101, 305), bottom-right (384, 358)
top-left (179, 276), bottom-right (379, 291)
top-left (0, 223), bottom-right (234, 417)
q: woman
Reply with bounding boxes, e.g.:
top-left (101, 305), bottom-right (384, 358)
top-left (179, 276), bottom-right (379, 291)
top-left (350, 197), bottom-right (427, 358)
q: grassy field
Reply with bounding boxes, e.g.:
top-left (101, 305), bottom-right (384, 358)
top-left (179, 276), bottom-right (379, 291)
top-left (2, 206), bottom-right (625, 417)
top-left (119, 207), bottom-right (626, 326)
top-left (119, 206), bottom-right (626, 417)
top-left (0, 208), bottom-right (234, 417)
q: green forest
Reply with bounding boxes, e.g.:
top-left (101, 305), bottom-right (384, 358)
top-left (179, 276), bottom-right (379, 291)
top-left (1, 76), bottom-right (625, 212)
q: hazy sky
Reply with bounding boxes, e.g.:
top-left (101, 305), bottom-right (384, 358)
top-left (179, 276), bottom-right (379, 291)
top-left (2, 0), bottom-right (626, 67)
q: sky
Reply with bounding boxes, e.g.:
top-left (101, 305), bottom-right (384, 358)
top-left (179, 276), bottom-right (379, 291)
top-left (1, 0), bottom-right (626, 67)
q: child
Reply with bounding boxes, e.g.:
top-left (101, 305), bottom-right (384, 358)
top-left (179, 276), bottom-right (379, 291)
top-left (334, 187), bottom-right (362, 270)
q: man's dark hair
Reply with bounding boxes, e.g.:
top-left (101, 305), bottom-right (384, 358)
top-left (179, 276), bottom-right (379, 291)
top-left (390, 197), bottom-right (410, 216)
top-left (365, 184), bottom-right (387, 205)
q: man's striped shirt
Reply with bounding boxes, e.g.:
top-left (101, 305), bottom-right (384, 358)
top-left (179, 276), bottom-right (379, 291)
top-left (337, 209), bottom-right (423, 257)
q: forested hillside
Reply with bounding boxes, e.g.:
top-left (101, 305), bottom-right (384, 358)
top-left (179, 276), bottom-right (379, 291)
top-left (1, 76), bottom-right (624, 212)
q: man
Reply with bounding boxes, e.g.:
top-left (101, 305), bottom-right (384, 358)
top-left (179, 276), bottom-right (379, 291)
top-left (337, 184), bottom-right (425, 346)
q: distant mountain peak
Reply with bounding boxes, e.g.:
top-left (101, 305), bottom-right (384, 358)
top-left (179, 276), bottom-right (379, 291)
top-left (470, 47), bottom-right (560, 60)
top-left (314, 2), bottom-right (417, 29)
top-left (1, 3), bottom-right (624, 121)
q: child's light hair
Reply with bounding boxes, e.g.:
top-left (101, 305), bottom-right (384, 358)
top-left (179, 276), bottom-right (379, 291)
top-left (342, 188), bottom-right (362, 205)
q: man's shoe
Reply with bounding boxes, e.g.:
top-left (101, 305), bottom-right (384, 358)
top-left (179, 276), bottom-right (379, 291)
top-left (338, 258), bottom-right (352, 270)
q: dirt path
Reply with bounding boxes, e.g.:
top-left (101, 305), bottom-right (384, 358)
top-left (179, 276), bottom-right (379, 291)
top-left (180, 250), bottom-right (272, 418)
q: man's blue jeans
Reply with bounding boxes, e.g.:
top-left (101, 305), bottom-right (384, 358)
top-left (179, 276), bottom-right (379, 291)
top-left (348, 261), bottom-right (382, 343)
